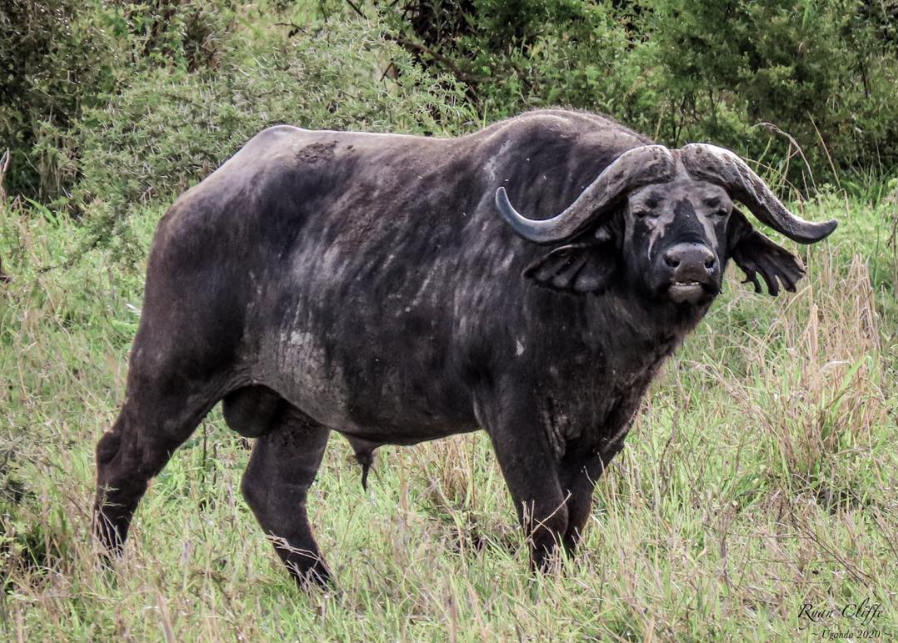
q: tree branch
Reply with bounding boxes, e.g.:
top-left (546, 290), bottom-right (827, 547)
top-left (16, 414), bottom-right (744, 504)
top-left (385, 34), bottom-right (487, 85)
top-left (345, 0), bottom-right (367, 20)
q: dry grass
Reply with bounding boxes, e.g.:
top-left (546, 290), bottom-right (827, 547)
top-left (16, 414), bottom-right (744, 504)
top-left (697, 249), bottom-right (889, 498)
top-left (1, 194), bottom-right (895, 641)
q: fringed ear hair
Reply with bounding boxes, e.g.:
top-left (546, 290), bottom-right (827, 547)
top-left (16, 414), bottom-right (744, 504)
top-left (727, 208), bottom-right (805, 296)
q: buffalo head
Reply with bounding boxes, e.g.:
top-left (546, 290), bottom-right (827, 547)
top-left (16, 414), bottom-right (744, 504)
top-left (495, 144), bottom-right (837, 304)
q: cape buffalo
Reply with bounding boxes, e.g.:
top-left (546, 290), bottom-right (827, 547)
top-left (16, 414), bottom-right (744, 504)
top-left (93, 110), bottom-right (836, 585)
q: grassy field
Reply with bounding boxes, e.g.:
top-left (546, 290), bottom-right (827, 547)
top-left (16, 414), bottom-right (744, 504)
top-left (0, 188), bottom-right (895, 641)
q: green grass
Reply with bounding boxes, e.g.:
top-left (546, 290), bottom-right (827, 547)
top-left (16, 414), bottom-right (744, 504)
top-left (0, 193), bottom-right (896, 641)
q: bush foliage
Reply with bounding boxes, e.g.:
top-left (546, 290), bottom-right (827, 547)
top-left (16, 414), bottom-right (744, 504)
top-left (382, 0), bottom-right (898, 184)
top-left (1, 0), bottom-right (896, 248)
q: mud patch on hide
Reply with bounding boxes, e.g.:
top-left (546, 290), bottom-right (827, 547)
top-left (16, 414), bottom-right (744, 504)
top-left (296, 140), bottom-right (338, 164)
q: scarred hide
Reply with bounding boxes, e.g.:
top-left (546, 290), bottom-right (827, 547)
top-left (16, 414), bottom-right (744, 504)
top-left (93, 109), bottom-right (835, 586)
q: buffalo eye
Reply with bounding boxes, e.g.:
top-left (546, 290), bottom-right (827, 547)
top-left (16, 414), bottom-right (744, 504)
top-left (633, 199), bottom-right (659, 218)
top-left (703, 197), bottom-right (730, 218)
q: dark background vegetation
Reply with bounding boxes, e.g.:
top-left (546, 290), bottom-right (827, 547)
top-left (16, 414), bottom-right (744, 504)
top-left (2, 1), bottom-right (897, 228)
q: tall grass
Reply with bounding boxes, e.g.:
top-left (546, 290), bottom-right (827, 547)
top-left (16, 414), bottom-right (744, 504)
top-left (698, 250), bottom-right (888, 498)
top-left (0, 191), bottom-right (895, 640)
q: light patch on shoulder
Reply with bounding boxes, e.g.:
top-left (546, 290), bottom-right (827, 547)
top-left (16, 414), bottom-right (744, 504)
top-left (265, 326), bottom-right (352, 429)
top-left (515, 339), bottom-right (525, 356)
top-left (484, 140), bottom-right (513, 182)
top-left (410, 265), bottom-right (437, 307)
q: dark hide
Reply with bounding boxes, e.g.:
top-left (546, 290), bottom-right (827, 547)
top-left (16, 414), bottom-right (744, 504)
top-left (93, 110), bottom-right (833, 586)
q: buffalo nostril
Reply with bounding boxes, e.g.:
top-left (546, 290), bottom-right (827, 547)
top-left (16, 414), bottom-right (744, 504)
top-left (664, 243), bottom-right (715, 274)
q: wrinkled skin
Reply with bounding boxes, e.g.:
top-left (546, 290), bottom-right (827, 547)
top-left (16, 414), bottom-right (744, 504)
top-left (94, 110), bottom-right (829, 586)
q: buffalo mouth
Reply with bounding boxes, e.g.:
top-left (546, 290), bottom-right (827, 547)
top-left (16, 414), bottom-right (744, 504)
top-left (667, 280), bottom-right (714, 304)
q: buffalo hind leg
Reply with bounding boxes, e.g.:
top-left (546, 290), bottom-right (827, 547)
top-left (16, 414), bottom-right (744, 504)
top-left (240, 404), bottom-right (331, 587)
top-left (94, 376), bottom-right (217, 555)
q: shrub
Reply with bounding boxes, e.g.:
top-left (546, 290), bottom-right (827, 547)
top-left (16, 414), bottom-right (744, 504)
top-left (645, 0), bottom-right (898, 183)
top-left (380, 0), bottom-right (898, 183)
top-left (0, 0), bottom-right (238, 201)
top-left (0, 0), bottom-right (121, 199)
top-left (69, 17), bottom-right (473, 264)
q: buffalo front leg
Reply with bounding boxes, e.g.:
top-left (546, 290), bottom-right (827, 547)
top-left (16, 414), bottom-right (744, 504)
top-left (240, 405), bottom-right (331, 587)
top-left (559, 442), bottom-right (624, 554)
top-left (484, 403), bottom-right (569, 571)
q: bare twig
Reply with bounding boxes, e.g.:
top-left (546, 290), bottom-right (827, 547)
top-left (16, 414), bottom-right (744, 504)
top-left (379, 60), bottom-right (395, 82)
top-left (0, 149), bottom-right (10, 284)
top-left (274, 21), bottom-right (306, 37)
top-left (752, 122), bottom-right (817, 194)
top-left (344, 0), bottom-right (367, 19)
top-left (790, 512), bottom-right (873, 585)
top-left (0, 148), bottom-right (9, 191)
top-left (808, 115), bottom-right (842, 193)
top-left (385, 34), bottom-right (487, 85)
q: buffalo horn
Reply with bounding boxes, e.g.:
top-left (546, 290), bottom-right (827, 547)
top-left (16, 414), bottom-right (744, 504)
top-left (680, 143), bottom-right (837, 243)
top-left (495, 145), bottom-right (677, 244)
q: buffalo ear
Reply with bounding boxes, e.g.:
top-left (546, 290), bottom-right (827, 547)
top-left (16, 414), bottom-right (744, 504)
top-left (727, 208), bottom-right (806, 296)
top-left (524, 240), bottom-right (616, 294)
